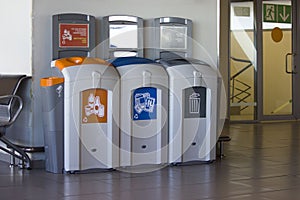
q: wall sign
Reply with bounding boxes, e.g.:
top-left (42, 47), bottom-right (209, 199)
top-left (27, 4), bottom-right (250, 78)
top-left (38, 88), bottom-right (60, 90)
top-left (263, 4), bottom-right (291, 24)
top-left (234, 6), bottom-right (250, 17)
top-left (59, 23), bottom-right (89, 48)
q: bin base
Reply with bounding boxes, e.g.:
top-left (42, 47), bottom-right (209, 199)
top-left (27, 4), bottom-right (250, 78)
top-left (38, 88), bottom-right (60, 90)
top-left (64, 168), bottom-right (115, 174)
top-left (170, 160), bottom-right (214, 166)
top-left (117, 163), bottom-right (168, 173)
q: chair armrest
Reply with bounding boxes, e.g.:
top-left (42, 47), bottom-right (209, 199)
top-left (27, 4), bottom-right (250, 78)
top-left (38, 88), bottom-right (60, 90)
top-left (0, 95), bottom-right (23, 126)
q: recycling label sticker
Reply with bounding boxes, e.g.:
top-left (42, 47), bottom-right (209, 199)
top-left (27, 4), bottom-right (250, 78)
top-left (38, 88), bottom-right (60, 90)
top-left (132, 87), bottom-right (157, 121)
top-left (184, 86), bottom-right (207, 118)
top-left (81, 88), bottom-right (108, 124)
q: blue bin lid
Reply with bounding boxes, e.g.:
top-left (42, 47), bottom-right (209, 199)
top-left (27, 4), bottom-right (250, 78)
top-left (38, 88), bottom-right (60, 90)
top-left (110, 57), bottom-right (156, 67)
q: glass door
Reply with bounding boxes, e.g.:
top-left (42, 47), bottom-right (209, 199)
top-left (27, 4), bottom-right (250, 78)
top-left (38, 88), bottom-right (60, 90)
top-left (229, 0), bottom-right (300, 121)
top-left (230, 1), bottom-right (257, 121)
top-left (260, 0), bottom-right (294, 120)
top-left (258, 0), bottom-right (300, 120)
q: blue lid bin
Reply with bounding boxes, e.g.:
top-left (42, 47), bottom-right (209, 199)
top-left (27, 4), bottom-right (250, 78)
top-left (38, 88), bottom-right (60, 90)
top-left (111, 57), bottom-right (169, 169)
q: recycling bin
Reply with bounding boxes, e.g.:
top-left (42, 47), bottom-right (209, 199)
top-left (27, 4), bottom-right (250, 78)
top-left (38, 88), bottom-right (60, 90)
top-left (51, 57), bottom-right (120, 172)
top-left (111, 57), bottom-right (168, 167)
top-left (159, 57), bottom-right (218, 164)
top-left (40, 77), bottom-right (64, 173)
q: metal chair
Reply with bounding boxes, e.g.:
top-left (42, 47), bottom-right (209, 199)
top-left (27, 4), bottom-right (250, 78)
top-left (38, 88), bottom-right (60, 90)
top-left (0, 75), bottom-right (31, 169)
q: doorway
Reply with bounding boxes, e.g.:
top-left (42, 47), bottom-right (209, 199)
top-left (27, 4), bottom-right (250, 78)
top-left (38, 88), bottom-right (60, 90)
top-left (229, 0), bottom-right (299, 121)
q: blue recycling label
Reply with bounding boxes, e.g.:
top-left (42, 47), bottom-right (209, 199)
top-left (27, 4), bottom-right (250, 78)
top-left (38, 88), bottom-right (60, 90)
top-left (132, 87), bottom-right (157, 121)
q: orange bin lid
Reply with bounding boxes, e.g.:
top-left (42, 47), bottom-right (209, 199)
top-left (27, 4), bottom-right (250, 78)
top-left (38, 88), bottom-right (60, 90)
top-left (53, 57), bottom-right (112, 71)
top-left (40, 77), bottom-right (64, 87)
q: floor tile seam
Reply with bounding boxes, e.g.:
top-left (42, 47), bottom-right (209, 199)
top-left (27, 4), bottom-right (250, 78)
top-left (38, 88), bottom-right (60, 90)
top-left (259, 188), bottom-right (300, 197)
top-left (98, 179), bottom-right (178, 188)
top-left (170, 180), bottom-right (222, 189)
top-left (62, 189), bottom-right (116, 197)
top-left (0, 187), bottom-right (66, 199)
top-left (61, 192), bottom-right (111, 199)
top-left (212, 162), bottom-right (246, 169)
top-left (229, 180), bottom-right (279, 191)
top-left (228, 174), bottom-right (300, 185)
top-left (196, 189), bottom-right (281, 200)
top-left (0, 181), bottom-right (70, 192)
top-left (97, 180), bottom-right (181, 191)
top-left (42, 179), bottom-right (105, 184)
top-left (103, 185), bottom-right (179, 196)
top-left (228, 172), bottom-right (291, 179)
top-left (216, 178), bottom-right (296, 199)
top-left (190, 189), bottom-right (272, 200)
top-left (0, 185), bottom-right (25, 190)
top-left (97, 174), bottom-right (176, 182)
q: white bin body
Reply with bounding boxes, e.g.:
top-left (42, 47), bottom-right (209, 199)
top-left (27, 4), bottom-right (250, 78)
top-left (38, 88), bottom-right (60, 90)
top-left (53, 60), bottom-right (120, 172)
top-left (116, 62), bottom-right (168, 167)
top-left (166, 62), bottom-right (218, 163)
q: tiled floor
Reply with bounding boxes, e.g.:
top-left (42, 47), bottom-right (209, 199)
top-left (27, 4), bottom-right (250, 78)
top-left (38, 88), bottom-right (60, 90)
top-left (1, 121), bottom-right (300, 199)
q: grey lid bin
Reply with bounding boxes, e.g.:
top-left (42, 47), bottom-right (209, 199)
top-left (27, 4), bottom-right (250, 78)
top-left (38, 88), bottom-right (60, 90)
top-left (40, 77), bottom-right (64, 173)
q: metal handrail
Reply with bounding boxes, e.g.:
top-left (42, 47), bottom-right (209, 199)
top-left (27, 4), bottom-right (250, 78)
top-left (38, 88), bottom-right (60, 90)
top-left (230, 57), bottom-right (254, 111)
top-left (231, 80), bottom-right (251, 102)
top-left (230, 57), bottom-right (253, 80)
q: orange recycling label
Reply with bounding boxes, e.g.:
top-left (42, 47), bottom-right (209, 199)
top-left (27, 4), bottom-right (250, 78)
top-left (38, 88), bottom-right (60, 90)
top-left (81, 89), bottom-right (108, 124)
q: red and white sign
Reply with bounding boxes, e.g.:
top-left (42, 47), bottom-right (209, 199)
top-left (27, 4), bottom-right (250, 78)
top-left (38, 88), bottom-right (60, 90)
top-left (59, 23), bottom-right (89, 48)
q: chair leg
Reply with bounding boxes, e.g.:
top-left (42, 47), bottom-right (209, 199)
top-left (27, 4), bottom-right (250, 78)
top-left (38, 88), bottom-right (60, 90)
top-left (0, 137), bottom-right (31, 169)
top-left (219, 142), bottom-right (224, 158)
top-left (10, 150), bottom-right (16, 167)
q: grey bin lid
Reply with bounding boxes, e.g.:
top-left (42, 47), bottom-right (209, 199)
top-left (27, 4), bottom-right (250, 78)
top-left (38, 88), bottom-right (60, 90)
top-left (158, 57), bottom-right (211, 68)
top-left (157, 51), bottom-right (210, 68)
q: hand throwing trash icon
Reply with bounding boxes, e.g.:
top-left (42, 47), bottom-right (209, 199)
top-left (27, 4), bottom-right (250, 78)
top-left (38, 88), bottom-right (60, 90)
top-left (62, 29), bottom-right (72, 44)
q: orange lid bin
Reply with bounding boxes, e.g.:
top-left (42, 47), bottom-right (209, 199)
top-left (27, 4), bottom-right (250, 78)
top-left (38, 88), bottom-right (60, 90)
top-left (52, 57), bottom-right (112, 71)
top-left (40, 77), bottom-right (64, 87)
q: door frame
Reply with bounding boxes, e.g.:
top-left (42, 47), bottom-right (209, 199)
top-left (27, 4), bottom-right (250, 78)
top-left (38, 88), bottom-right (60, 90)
top-left (229, 0), bottom-right (258, 122)
top-left (293, 0), bottom-right (300, 119)
top-left (228, 0), bottom-right (300, 121)
top-left (257, 0), bottom-right (299, 121)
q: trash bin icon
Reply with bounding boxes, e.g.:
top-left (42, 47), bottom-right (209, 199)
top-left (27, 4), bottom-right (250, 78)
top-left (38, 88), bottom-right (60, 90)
top-left (189, 93), bottom-right (201, 114)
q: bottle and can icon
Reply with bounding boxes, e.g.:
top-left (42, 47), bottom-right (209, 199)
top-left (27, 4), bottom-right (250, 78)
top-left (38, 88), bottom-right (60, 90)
top-left (84, 93), bottom-right (105, 119)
